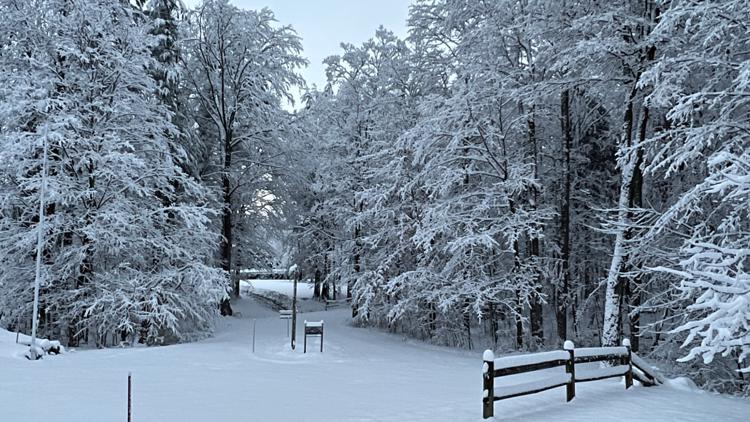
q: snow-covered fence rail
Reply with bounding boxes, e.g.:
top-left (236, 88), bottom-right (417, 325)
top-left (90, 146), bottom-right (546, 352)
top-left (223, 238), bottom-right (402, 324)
top-left (631, 352), bottom-right (664, 386)
top-left (573, 343), bottom-right (632, 385)
top-left (238, 269), bottom-right (290, 280)
top-left (482, 340), bottom-right (633, 419)
top-left (324, 297), bottom-right (351, 310)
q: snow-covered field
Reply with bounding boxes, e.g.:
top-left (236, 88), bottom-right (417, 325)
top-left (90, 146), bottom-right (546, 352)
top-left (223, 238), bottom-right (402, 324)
top-left (240, 279), bottom-right (348, 300)
top-left (241, 279), bottom-right (315, 299)
top-left (1, 298), bottom-right (748, 422)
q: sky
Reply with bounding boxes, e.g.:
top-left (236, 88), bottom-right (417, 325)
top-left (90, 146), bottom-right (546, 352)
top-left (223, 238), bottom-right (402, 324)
top-left (182, 0), bottom-right (412, 91)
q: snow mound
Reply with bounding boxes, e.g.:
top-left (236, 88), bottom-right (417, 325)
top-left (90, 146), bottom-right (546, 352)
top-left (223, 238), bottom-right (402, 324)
top-left (0, 328), bottom-right (65, 360)
top-left (665, 377), bottom-right (701, 393)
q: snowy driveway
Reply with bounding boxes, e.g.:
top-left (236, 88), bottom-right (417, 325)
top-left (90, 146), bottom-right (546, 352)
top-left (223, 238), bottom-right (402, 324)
top-left (1, 299), bottom-right (748, 422)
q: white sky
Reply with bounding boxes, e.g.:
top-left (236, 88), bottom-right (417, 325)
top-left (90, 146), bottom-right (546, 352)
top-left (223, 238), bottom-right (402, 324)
top-left (182, 0), bottom-right (411, 91)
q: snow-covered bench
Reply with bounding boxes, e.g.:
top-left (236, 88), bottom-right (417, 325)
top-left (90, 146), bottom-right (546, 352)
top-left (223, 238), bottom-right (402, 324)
top-left (22, 339), bottom-right (64, 360)
top-left (17, 332), bottom-right (64, 355)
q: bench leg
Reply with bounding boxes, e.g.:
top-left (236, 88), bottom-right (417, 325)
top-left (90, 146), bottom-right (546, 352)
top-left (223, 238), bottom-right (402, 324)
top-left (320, 332), bottom-right (323, 352)
top-left (304, 334), bottom-right (307, 353)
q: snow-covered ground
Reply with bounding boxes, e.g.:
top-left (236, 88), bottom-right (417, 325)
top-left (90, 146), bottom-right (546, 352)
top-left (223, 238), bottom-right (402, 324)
top-left (1, 298), bottom-right (748, 422)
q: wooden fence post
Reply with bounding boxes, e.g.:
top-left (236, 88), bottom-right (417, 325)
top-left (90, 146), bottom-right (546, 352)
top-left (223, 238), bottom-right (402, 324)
top-left (564, 340), bottom-right (576, 401)
top-left (623, 338), bottom-right (633, 389)
top-left (483, 350), bottom-right (495, 419)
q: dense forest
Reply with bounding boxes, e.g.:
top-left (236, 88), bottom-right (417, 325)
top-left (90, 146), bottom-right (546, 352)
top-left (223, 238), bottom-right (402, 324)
top-left (0, 0), bottom-right (747, 395)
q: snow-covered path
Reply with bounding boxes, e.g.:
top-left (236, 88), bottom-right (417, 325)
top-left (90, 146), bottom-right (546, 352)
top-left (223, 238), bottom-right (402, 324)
top-left (1, 298), bottom-right (748, 422)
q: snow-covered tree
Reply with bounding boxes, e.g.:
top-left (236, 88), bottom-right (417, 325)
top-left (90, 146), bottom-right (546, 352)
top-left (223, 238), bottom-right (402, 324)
top-left (639, 0), bottom-right (750, 374)
top-left (181, 0), bottom-right (305, 313)
top-left (0, 0), bottom-right (227, 346)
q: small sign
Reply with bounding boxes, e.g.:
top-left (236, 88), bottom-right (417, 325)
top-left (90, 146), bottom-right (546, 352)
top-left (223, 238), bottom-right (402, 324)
top-left (303, 320), bottom-right (324, 353)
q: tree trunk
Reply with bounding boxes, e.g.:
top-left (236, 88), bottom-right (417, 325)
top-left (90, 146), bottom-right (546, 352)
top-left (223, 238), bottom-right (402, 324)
top-left (489, 302), bottom-right (499, 348)
top-left (557, 88), bottom-right (573, 343)
top-left (313, 267), bottom-right (322, 299)
top-left (515, 290), bottom-right (524, 349)
top-left (602, 83), bottom-right (638, 347)
top-left (527, 107), bottom-right (544, 349)
top-left (463, 300), bottom-right (473, 350)
top-left (602, 1), bottom-right (659, 349)
top-left (624, 89), bottom-right (651, 353)
top-left (220, 131), bottom-right (234, 316)
top-left (427, 301), bottom-right (437, 337)
top-left (510, 202), bottom-right (524, 349)
top-left (350, 202), bottom-right (363, 318)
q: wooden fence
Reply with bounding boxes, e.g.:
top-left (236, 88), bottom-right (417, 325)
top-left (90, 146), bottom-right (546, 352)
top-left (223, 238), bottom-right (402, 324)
top-left (238, 269), bottom-right (290, 280)
top-left (482, 340), bottom-right (633, 419)
top-left (324, 297), bottom-right (352, 311)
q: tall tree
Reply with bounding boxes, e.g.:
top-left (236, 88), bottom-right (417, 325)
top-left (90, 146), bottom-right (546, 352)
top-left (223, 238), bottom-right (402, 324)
top-left (640, 0), bottom-right (750, 373)
top-left (0, 0), bottom-right (227, 345)
top-left (181, 0), bottom-right (305, 314)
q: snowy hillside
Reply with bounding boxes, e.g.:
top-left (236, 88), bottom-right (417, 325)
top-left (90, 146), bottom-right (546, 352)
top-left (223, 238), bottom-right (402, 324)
top-left (1, 298), bottom-right (747, 422)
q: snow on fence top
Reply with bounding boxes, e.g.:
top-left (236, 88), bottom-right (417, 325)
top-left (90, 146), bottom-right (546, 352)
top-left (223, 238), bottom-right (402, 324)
top-left (241, 268), bottom-right (288, 275)
top-left (631, 353), bottom-right (664, 385)
top-left (575, 346), bottom-right (629, 358)
top-left (576, 364), bottom-right (630, 382)
top-left (493, 350), bottom-right (570, 370)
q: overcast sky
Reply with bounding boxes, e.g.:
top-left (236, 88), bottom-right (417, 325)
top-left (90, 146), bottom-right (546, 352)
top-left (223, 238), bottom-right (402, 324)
top-left (182, 0), bottom-right (411, 91)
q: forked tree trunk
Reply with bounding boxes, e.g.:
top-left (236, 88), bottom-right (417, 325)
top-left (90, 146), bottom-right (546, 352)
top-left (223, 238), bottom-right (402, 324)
top-left (603, 0), bottom-right (659, 349)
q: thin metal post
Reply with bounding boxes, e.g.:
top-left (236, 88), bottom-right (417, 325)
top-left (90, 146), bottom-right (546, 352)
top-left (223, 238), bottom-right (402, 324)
top-left (291, 271), bottom-right (298, 350)
top-left (252, 319), bottom-right (256, 353)
top-left (29, 124), bottom-right (49, 361)
top-left (127, 372), bottom-right (132, 422)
